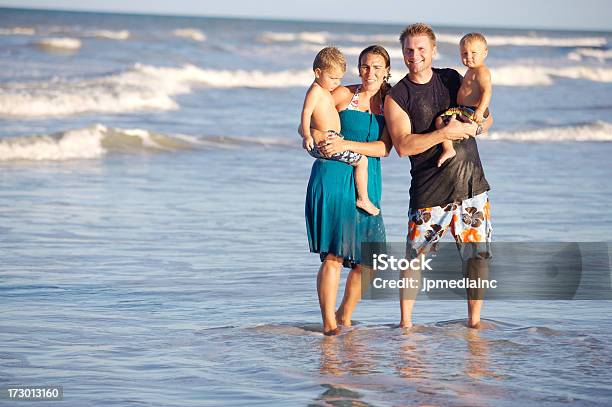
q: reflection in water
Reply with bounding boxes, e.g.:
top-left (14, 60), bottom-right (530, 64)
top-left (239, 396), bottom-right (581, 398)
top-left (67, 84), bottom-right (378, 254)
top-left (240, 318), bottom-right (611, 405)
top-left (395, 334), bottom-right (427, 381)
top-left (319, 329), bottom-right (375, 376)
top-left (310, 384), bottom-right (373, 407)
top-left (465, 328), bottom-right (502, 380)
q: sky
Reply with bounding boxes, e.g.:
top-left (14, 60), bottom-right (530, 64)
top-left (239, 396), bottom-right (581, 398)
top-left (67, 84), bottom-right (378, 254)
top-left (1, 0), bottom-right (611, 31)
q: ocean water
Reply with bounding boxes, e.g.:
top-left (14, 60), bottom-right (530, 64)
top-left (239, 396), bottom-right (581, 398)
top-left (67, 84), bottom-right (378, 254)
top-left (1, 8), bottom-right (612, 406)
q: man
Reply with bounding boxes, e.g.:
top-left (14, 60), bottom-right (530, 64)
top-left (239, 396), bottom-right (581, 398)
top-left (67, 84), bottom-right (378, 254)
top-left (385, 23), bottom-right (493, 329)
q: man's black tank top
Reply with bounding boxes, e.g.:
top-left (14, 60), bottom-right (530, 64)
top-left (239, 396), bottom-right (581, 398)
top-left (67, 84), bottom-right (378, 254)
top-left (389, 68), bottom-right (490, 209)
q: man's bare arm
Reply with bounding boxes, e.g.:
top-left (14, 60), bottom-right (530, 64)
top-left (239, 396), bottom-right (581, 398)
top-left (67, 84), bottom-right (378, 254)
top-left (384, 96), bottom-right (473, 157)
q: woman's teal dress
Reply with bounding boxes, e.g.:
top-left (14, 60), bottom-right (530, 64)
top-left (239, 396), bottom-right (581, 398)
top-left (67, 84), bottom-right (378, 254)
top-left (305, 109), bottom-right (386, 267)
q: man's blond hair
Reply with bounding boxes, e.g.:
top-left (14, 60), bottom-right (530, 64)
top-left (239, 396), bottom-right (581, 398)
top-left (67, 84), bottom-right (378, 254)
top-left (399, 23), bottom-right (436, 46)
top-left (313, 46), bottom-right (346, 72)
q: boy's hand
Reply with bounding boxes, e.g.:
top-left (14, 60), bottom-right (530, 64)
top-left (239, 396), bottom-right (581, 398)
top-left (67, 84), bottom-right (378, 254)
top-left (474, 110), bottom-right (485, 124)
top-left (303, 135), bottom-right (314, 151)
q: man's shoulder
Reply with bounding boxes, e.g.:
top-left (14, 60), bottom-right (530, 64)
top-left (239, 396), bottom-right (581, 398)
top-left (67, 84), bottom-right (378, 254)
top-left (389, 74), bottom-right (411, 97)
top-left (433, 68), bottom-right (462, 91)
top-left (433, 67), bottom-right (461, 80)
top-left (390, 74), bottom-right (410, 89)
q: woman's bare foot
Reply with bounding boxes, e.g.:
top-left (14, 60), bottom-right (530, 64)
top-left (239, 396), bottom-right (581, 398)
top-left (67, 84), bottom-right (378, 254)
top-left (324, 327), bottom-right (341, 336)
top-left (437, 149), bottom-right (456, 167)
top-left (356, 199), bottom-right (380, 216)
top-left (335, 310), bottom-right (352, 327)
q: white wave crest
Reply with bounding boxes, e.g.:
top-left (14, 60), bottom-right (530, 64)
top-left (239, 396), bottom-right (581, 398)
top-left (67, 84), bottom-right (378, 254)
top-left (33, 37), bottom-right (82, 51)
top-left (0, 125), bottom-right (107, 161)
top-left (322, 45), bottom-right (403, 59)
top-left (568, 48), bottom-right (612, 61)
top-left (258, 31), bottom-right (329, 44)
top-left (173, 28), bottom-right (206, 42)
top-left (438, 33), bottom-right (607, 47)
top-left (85, 30), bottom-right (130, 40)
top-left (334, 33), bottom-right (397, 43)
top-left (0, 64), bottom-right (312, 117)
top-left (0, 124), bottom-right (203, 161)
top-left (455, 65), bottom-right (612, 86)
top-left (257, 30), bottom-right (607, 48)
top-left (488, 121), bottom-right (612, 141)
top-left (0, 27), bottom-right (36, 35)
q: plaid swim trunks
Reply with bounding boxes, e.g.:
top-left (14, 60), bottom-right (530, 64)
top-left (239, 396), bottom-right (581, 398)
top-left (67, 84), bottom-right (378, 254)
top-left (307, 131), bottom-right (362, 165)
top-left (407, 192), bottom-right (493, 259)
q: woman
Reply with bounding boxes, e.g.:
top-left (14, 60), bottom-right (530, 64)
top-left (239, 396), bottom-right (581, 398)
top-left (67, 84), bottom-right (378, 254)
top-left (305, 45), bottom-right (393, 335)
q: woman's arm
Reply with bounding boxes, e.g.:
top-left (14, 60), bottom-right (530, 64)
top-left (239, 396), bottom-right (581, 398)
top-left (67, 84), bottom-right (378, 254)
top-left (317, 127), bottom-right (392, 158)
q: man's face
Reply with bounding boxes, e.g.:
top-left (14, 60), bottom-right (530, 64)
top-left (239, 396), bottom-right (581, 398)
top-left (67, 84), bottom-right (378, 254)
top-left (402, 35), bottom-right (436, 75)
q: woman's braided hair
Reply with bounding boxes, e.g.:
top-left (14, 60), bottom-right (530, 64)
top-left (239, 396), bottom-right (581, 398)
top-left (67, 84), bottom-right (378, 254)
top-left (358, 45), bottom-right (392, 109)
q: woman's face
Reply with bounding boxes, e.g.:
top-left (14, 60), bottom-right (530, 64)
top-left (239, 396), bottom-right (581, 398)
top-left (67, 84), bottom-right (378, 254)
top-left (359, 53), bottom-right (389, 91)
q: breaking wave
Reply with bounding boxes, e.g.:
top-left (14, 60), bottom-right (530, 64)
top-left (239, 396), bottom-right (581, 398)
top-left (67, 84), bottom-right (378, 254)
top-left (567, 48), bottom-right (612, 61)
top-left (437, 33), bottom-right (607, 47)
top-left (488, 121), bottom-right (612, 141)
top-left (33, 37), bottom-right (82, 51)
top-left (172, 28), bottom-right (206, 42)
top-left (257, 31), bottom-right (607, 48)
top-left (0, 64), bottom-right (312, 118)
top-left (0, 124), bottom-right (202, 161)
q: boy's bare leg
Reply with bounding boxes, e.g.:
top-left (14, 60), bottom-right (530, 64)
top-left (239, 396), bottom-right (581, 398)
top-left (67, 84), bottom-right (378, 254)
top-left (437, 140), bottom-right (456, 167)
top-left (353, 156), bottom-right (380, 216)
top-left (317, 254), bottom-right (343, 335)
top-left (335, 265), bottom-right (362, 327)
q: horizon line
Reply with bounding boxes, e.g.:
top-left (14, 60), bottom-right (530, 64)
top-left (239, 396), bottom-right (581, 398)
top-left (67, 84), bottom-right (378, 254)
top-left (1, 5), bottom-right (611, 33)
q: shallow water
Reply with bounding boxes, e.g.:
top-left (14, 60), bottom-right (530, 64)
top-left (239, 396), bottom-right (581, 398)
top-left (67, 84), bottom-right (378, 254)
top-left (2, 143), bottom-right (612, 405)
top-left (2, 8), bottom-right (612, 406)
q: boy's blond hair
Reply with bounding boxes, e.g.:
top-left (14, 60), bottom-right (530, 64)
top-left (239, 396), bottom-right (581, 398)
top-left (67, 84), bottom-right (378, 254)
top-left (399, 23), bottom-right (436, 46)
top-left (313, 46), bottom-right (346, 72)
top-left (460, 32), bottom-right (488, 48)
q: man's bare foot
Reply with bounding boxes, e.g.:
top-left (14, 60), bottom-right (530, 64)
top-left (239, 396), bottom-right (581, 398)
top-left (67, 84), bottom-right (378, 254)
top-left (356, 199), bottom-right (380, 216)
top-left (437, 149), bottom-right (456, 167)
top-left (467, 319), bottom-right (481, 329)
top-left (324, 327), bottom-right (341, 336)
top-left (399, 321), bottom-right (413, 329)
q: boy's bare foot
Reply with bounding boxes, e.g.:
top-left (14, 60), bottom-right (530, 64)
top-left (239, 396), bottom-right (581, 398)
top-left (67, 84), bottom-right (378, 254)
top-left (437, 149), bottom-right (456, 167)
top-left (356, 199), bottom-right (380, 216)
top-left (324, 327), bottom-right (341, 336)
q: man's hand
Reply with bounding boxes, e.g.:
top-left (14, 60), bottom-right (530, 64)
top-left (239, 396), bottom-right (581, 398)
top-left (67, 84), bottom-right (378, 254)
top-left (442, 115), bottom-right (477, 141)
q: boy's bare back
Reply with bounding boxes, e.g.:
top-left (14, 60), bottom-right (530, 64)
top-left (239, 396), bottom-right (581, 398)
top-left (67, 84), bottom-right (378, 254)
top-left (304, 83), bottom-right (341, 144)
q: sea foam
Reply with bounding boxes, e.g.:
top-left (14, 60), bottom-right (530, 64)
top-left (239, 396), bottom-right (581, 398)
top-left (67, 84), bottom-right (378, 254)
top-left (0, 124), bottom-right (202, 161)
top-left (0, 64), bottom-right (312, 117)
top-left (488, 121), bottom-right (612, 141)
